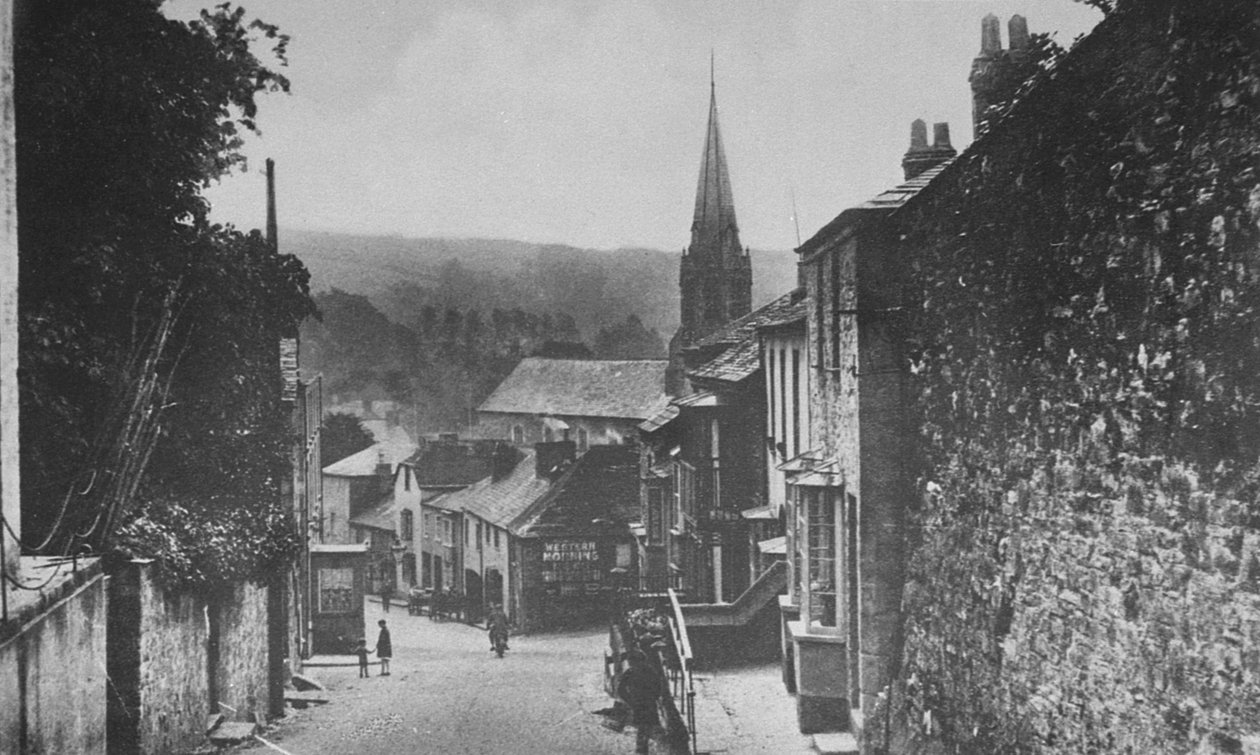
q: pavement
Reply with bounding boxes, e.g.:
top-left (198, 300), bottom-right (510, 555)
top-left (244, 598), bottom-right (817, 754)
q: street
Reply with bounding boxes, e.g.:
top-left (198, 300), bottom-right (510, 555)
top-left (255, 600), bottom-right (642, 754)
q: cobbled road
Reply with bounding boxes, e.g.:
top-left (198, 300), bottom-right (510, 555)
top-left (251, 600), bottom-right (635, 755)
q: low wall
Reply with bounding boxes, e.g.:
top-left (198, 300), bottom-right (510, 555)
top-left (0, 560), bottom-right (108, 754)
top-left (108, 561), bottom-right (276, 755)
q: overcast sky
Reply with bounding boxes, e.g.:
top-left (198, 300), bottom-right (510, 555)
top-left (169, 1), bottom-right (1102, 252)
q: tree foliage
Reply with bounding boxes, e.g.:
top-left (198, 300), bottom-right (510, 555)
top-left (321, 412), bottom-right (375, 469)
top-left (17, 0), bottom-right (313, 590)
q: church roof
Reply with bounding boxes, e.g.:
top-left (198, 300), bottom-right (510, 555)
top-left (690, 77), bottom-right (740, 254)
top-left (478, 358), bottom-right (669, 420)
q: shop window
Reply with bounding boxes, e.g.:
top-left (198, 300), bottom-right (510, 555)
top-left (797, 486), bottom-right (838, 632)
top-left (318, 568), bottom-right (354, 613)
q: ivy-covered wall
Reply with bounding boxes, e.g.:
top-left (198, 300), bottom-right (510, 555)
top-left (879, 1), bottom-right (1260, 752)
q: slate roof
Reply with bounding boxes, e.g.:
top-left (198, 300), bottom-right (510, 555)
top-left (513, 445), bottom-right (640, 539)
top-left (323, 435), bottom-right (416, 477)
top-left (690, 289), bottom-right (806, 350)
top-left (638, 403), bottom-right (680, 434)
top-left (687, 290), bottom-right (808, 384)
top-left (442, 451), bottom-right (551, 528)
top-left (478, 358), bottom-right (670, 420)
top-left (402, 439), bottom-right (512, 488)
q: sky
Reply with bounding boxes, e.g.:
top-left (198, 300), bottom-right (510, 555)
top-left (168, 1), bottom-right (1103, 253)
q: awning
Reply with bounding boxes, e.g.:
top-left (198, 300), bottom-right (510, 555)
top-left (777, 449), bottom-right (825, 473)
top-left (757, 535), bottom-right (787, 555)
top-left (788, 470), bottom-right (844, 487)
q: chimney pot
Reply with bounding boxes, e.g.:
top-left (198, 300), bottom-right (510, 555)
top-left (1008, 15), bottom-right (1030, 51)
top-left (980, 14), bottom-right (1001, 55)
top-left (909, 119), bottom-right (928, 150)
top-left (932, 122), bottom-right (952, 150)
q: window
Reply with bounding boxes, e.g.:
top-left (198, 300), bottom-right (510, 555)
top-left (830, 248), bottom-right (842, 368)
top-left (710, 418), bottom-right (721, 509)
top-left (494, 529), bottom-right (500, 548)
top-left (616, 543), bottom-right (632, 569)
top-left (797, 486), bottom-right (838, 631)
top-left (485, 523), bottom-right (491, 544)
top-left (576, 427), bottom-right (589, 453)
top-left (815, 261), bottom-right (826, 368)
top-left (779, 348), bottom-right (788, 446)
top-left (791, 349), bottom-right (801, 459)
top-left (511, 425), bottom-right (525, 445)
top-left (476, 521), bottom-right (483, 547)
top-left (318, 568), bottom-right (354, 613)
top-left (424, 512), bottom-right (434, 539)
top-left (400, 509), bottom-right (414, 541)
top-left (767, 346), bottom-right (777, 448)
top-left (404, 467), bottom-right (411, 492)
top-left (647, 486), bottom-right (664, 544)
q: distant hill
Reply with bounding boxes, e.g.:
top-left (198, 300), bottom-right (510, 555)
top-left (284, 229), bottom-right (798, 340)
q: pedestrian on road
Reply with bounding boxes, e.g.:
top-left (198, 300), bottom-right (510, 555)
top-left (616, 651), bottom-right (662, 755)
top-left (487, 603), bottom-right (509, 652)
top-left (354, 638), bottom-right (372, 679)
top-left (380, 583), bottom-right (393, 612)
top-left (375, 619), bottom-right (393, 676)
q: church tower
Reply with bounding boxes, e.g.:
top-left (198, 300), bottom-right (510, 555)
top-left (667, 67), bottom-right (752, 394)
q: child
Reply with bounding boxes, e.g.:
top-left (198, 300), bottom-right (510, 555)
top-left (354, 637), bottom-right (372, 678)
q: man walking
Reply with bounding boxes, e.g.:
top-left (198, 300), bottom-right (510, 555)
top-left (375, 619), bottom-right (393, 676)
top-left (616, 651), bottom-right (662, 754)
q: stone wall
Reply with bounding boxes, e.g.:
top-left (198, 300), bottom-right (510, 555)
top-left (875, 1), bottom-right (1260, 752)
top-left (135, 565), bottom-right (211, 755)
top-left (214, 580), bottom-right (272, 722)
top-left (0, 563), bottom-right (108, 754)
top-left (108, 561), bottom-right (276, 754)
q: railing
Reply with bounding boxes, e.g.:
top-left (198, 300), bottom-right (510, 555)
top-left (667, 588), bottom-right (699, 755)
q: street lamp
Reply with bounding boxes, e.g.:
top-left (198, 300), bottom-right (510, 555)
top-left (390, 537), bottom-right (407, 592)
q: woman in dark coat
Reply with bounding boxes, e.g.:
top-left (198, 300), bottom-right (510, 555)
top-left (375, 619), bottom-right (392, 676)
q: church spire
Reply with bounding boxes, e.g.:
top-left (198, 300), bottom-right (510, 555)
top-left (668, 59), bottom-right (753, 392)
top-left (690, 60), bottom-right (740, 256)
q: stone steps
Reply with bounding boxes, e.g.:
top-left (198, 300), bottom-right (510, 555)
top-left (811, 731), bottom-right (858, 755)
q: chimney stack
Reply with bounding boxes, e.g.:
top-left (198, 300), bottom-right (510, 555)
top-left (265, 158), bottom-right (277, 251)
top-left (901, 119), bottom-right (957, 181)
top-left (969, 15), bottom-right (1039, 138)
top-left (1008, 15), bottom-right (1030, 52)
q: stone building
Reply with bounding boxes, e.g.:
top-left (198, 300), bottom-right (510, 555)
top-left (393, 435), bottom-right (516, 593)
top-left (319, 427), bottom-right (413, 545)
top-left (476, 357), bottom-right (668, 450)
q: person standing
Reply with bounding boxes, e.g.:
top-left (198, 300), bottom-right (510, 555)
top-left (354, 638), bottom-right (372, 679)
top-left (375, 619), bottom-right (393, 676)
top-left (487, 603), bottom-right (509, 652)
top-left (380, 582), bottom-right (393, 612)
top-left (616, 651), bottom-right (662, 755)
